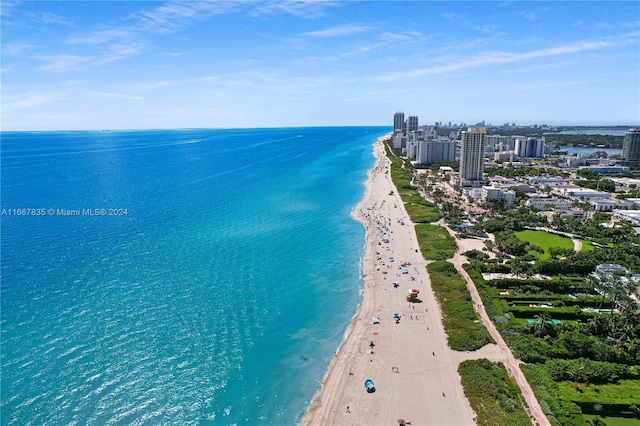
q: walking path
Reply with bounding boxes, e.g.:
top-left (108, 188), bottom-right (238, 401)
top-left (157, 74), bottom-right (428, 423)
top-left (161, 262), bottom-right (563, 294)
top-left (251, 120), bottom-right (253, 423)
top-left (444, 225), bottom-right (551, 426)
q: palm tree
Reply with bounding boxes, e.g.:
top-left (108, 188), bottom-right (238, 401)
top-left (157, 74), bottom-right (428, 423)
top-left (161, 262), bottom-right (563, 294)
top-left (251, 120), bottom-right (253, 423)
top-left (533, 312), bottom-right (552, 338)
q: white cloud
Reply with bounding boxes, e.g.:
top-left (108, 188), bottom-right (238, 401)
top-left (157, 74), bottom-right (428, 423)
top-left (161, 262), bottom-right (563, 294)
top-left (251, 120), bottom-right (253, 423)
top-left (2, 94), bottom-right (58, 111)
top-left (303, 24), bottom-right (373, 37)
top-left (67, 29), bottom-right (135, 45)
top-left (90, 92), bottom-right (145, 101)
top-left (38, 54), bottom-right (90, 71)
top-left (372, 39), bottom-right (618, 82)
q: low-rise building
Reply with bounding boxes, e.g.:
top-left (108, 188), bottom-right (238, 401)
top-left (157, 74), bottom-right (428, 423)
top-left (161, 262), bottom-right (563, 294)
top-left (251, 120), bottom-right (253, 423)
top-left (527, 176), bottom-right (567, 186)
top-left (526, 196), bottom-right (571, 211)
top-left (481, 184), bottom-right (516, 207)
top-left (558, 186), bottom-right (611, 200)
top-left (589, 198), bottom-right (634, 212)
top-left (595, 264), bottom-right (628, 278)
top-left (613, 209), bottom-right (640, 225)
top-left (609, 177), bottom-right (640, 190)
top-left (552, 208), bottom-right (586, 220)
top-left (578, 165), bottom-right (631, 175)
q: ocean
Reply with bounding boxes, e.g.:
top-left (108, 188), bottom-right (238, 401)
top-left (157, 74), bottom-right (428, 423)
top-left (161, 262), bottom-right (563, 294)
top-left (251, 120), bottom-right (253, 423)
top-left (1, 127), bottom-right (388, 425)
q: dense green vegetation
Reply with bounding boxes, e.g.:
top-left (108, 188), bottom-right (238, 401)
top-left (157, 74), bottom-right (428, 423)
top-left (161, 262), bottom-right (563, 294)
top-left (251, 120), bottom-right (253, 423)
top-left (457, 199), bottom-right (640, 425)
top-left (427, 261), bottom-right (493, 351)
top-left (544, 133), bottom-right (624, 149)
top-left (384, 142), bottom-right (442, 224)
top-left (484, 165), bottom-right (569, 179)
top-left (415, 224), bottom-right (457, 260)
top-left (458, 359), bottom-right (532, 426)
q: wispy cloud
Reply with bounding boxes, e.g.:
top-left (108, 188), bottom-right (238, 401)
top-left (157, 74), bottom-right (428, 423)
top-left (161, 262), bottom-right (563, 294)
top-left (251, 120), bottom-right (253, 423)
top-left (372, 39), bottom-right (618, 82)
top-left (128, 1), bottom-right (240, 33)
top-left (2, 94), bottom-right (58, 111)
top-left (249, 1), bottom-right (338, 19)
top-left (163, 51), bottom-right (190, 57)
top-left (0, 1), bottom-right (22, 17)
top-left (38, 54), bottom-right (90, 71)
top-left (3, 42), bottom-right (39, 56)
top-left (67, 29), bottom-right (135, 45)
top-left (28, 11), bottom-right (75, 26)
top-left (90, 92), bottom-right (145, 101)
top-left (303, 24), bottom-right (373, 37)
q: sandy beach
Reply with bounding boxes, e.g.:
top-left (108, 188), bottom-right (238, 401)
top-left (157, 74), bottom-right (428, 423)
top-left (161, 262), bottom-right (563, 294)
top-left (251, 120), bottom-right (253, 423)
top-left (301, 138), bottom-right (507, 425)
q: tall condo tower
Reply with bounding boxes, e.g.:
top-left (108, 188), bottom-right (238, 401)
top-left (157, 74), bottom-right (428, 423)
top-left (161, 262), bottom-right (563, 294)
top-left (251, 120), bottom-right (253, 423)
top-left (623, 129), bottom-right (640, 168)
top-left (460, 127), bottom-right (486, 181)
top-left (514, 137), bottom-right (545, 158)
top-left (407, 116), bottom-right (419, 132)
top-left (393, 112), bottom-right (405, 132)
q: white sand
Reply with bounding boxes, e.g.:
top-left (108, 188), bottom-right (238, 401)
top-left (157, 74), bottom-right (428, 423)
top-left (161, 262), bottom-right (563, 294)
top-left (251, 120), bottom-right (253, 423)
top-left (301, 138), bottom-right (505, 425)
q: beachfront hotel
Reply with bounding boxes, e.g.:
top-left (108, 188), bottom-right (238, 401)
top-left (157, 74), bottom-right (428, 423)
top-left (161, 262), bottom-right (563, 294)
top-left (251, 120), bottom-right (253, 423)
top-left (459, 127), bottom-right (486, 185)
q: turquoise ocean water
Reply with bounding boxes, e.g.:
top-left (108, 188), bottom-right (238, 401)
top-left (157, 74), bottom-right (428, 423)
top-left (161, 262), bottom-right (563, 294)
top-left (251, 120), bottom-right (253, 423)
top-left (1, 127), bottom-right (388, 425)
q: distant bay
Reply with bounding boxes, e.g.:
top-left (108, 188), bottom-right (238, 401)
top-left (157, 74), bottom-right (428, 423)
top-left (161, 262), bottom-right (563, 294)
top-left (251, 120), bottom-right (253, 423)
top-left (1, 127), bottom-right (389, 425)
top-left (558, 128), bottom-right (629, 136)
top-left (558, 146), bottom-right (622, 156)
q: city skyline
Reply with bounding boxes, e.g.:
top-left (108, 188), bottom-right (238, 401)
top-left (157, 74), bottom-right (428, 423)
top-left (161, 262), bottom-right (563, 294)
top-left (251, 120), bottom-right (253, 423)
top-left (2, 1), bottom-right (639, 131)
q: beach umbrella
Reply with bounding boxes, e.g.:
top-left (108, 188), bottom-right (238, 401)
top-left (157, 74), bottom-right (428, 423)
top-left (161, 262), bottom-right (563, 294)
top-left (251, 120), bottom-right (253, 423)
top-left (397, 419), bottom-right (406, 425)
top-left (393, 313), bottom-right (400, 319)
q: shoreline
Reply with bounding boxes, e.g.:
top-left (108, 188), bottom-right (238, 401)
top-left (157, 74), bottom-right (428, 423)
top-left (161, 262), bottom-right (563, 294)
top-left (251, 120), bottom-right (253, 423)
top-left (301, 136), bottom-right (492, 425)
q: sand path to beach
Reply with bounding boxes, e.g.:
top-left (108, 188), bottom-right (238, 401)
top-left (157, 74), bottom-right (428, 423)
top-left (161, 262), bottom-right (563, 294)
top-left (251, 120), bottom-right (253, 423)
top-left (301, 138), bottom-right (511, 426)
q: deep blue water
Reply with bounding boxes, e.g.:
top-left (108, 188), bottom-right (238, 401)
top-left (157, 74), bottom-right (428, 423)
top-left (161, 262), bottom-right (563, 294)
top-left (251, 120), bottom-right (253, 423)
top-left (1, 127), bottom-right (388, 425)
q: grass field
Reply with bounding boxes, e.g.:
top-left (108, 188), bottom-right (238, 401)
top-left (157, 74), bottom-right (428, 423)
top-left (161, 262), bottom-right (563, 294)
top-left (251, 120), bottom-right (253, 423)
top-left (514, 230), bottom-right (575, 260)
top-left (415, 224), bottom-right (457, 260)
top-left (583, 414), bottom-right (640, 426)
top-left (427, 261), bottom-right (493, 351)
top-left (558, 379), bottom-right (640, 406)
top-left (458, 359), bottom-right (532, 426)
top-left (580, 240), bottom-right (595, 252)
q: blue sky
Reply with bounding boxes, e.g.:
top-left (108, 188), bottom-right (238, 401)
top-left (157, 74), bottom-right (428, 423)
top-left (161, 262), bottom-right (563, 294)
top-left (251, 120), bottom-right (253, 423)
top-left (2, 1), bottom-right (639, 130)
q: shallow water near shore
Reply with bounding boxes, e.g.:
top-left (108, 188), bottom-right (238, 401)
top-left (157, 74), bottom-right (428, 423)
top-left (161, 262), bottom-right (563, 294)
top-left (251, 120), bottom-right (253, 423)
top-left (1, 126), bottom-right (387, 424)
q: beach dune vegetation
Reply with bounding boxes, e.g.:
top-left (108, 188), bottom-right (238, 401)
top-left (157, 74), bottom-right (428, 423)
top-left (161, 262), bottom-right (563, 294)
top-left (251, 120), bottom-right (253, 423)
top-left (415, 224), bottom-right (457, 260)
top-left (458, 359), bottom-right (532, 426)
top-left (427, 261), bottom-right (493, 351)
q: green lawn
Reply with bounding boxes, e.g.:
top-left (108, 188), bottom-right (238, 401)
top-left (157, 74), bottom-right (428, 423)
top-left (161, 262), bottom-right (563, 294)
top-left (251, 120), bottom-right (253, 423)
top-left (580, 240), bottom-right (595, 252)
top-left (583, 414), bottom-right (640, 426)
top-left (558, 379), bottom-right (640, 406)
top-left (514, 230), bottom-right (575, 260)
top-left (415, 224), bottom-right (457, 260)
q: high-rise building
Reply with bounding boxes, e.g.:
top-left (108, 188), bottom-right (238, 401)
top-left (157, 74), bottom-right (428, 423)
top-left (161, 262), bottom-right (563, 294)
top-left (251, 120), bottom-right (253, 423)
top-left (407, 116), bottom-right (419, 132)
top-left (515, 137), bottom-right (545, 158)
top-left (460, 127), bottom-right (486, 182)
top-left (485, 135), bottom-right (514, 151)
top-left (393, 112), bottom-right (405, 133)
top-left (417, 140), bottom-right (456, 164)
top-left (623, 129), bottom-right (640, 168)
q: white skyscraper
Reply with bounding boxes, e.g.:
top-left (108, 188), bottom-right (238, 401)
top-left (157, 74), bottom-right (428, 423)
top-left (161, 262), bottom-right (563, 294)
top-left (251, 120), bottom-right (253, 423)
top-left (460, 127), bottom-right (486, 182)
top-left (515, 137), bottom-right (545, 158)
top-left (418, 140), bottom-right (456, 164)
